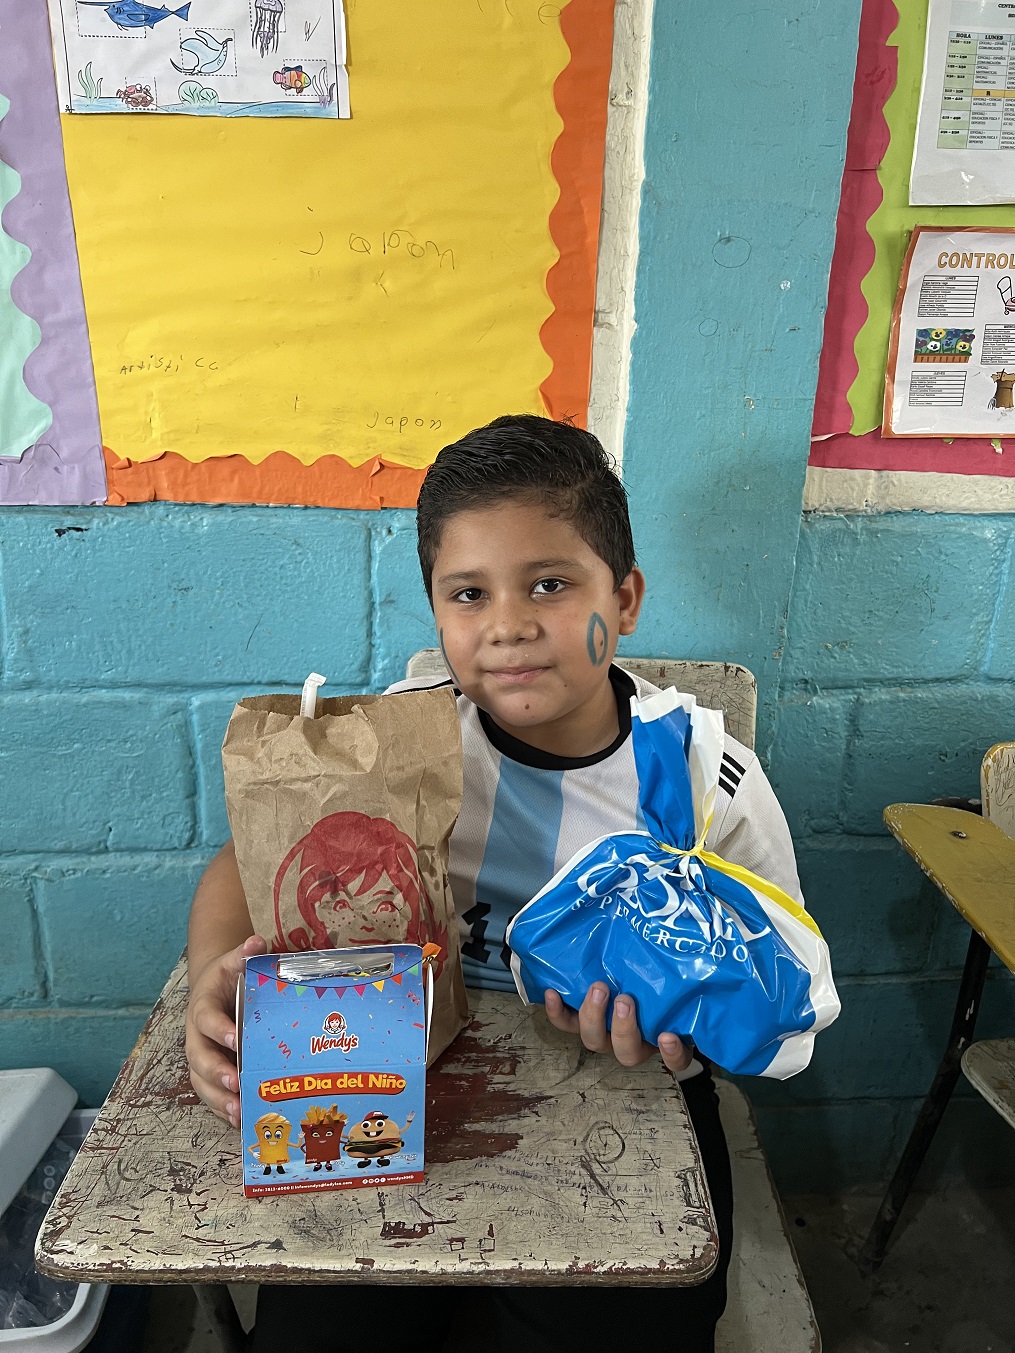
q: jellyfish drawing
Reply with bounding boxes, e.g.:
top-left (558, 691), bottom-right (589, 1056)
top-left (252, 0), bottom-right (283, 57)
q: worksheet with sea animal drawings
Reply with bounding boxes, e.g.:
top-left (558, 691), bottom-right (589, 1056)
top-left (47, 0), bottom-right (349, 117)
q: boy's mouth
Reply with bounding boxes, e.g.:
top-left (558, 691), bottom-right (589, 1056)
top-left (486, 667), bottom-right (548, 684)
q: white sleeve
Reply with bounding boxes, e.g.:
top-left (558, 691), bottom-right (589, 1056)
top-left (706, 757), bottom-right (804, 905)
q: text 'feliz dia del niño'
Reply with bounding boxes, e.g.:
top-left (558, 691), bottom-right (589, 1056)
top-left (258, 1072), bottom-right (407, 1103)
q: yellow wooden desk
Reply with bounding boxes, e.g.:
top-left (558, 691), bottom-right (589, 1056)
top-left (860, 804), bottom-right (1015, 1273)
top-left (35, 960), bottom-right (717, 1350)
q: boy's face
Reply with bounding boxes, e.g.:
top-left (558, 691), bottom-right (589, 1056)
top-left (431, 499), bottom-right (644, 758)
top-left (318, 871), bottom-right (410, 946)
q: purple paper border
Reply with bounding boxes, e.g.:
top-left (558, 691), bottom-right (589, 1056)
top-left (0, 0), bottom-right (106, 505)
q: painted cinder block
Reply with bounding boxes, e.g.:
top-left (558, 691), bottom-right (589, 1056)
top-left (192, 693), bottom-right (252, 848)
top-left (748, 977), bottom-right (952, 1105)
top-left (0, 869), bottom-right (43, 1004)
top-left (906, 1092), bottom-right (1015, 1187)
top-left (34, 855), bottom-right (210, 1005)
top-left (842, 684), bottom-right (1015, 834)
top-left (371, 517), bottom-right (439, 692)
top-left (768, 694), bottom-right (853, 835)
top-left (795, 837), bottom-right (935, 977)
top-left (986, 534), bottom-right (1015, 678)
top-left (783, 516), bottom-right (1007, 687)
top-left (0, 1007), bottom-right (151, 1106)
top-left (748, 971), bottom-right (1015, 1109)
top-left (625, 0), bottom-right (860, 746)
top-left (0, 694), bottom-right (194, 851)
top-left (0, 506), bottom-right (372, 688)
top-left (755, 1091), bottom-right (1015, 1193)
top-left (752, 1099), bottom-right (904, 1194)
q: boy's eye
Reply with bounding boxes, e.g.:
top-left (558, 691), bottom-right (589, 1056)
top-left (532, 578), bottom-right (566, 595)
top-left (452, 587), bottom-right (484, 603)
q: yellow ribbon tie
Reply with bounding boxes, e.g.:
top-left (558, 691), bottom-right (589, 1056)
top-left (655, 825), bottom-right (822, 939)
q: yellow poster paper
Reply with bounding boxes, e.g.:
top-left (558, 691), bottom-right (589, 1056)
top-left (62, 0), bottom-right (570, 471)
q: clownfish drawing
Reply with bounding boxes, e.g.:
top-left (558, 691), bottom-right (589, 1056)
top-left (273, 64), bottom-right (311, 92)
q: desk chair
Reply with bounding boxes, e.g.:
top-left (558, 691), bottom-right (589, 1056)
top-left (961, 744), bottom-right (1015, 1130)
top-left (859, 743), bottom-right (1015, 1274)
top-left (407, 650), bottom-right (819, 1353)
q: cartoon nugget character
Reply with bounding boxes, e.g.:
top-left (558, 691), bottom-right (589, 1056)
top-left (297, 1105), bottom-right (348, 1172)
top-left (343, 1110), bottom-right (415, 1169)
top-left (248, 1112), bottom-right (294, 1176)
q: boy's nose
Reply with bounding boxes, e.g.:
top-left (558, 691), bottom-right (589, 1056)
top-left (486, 598), bottom-right (539, 643)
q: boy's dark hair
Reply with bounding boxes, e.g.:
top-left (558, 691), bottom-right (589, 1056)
top-left (416, 414), bottom-right (635, 602)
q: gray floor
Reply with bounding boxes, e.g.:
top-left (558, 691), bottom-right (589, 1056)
top-left (141, 1186), bottom-right (1015, 1353)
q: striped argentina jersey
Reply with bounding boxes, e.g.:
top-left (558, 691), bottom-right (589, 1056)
top-left (385, 665), bottom-right (803, 993)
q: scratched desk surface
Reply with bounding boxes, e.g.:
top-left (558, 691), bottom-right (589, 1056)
top-left (36, 960), bottom-right (716, 1287)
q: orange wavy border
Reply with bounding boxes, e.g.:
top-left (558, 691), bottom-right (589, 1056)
top-left (539, 0), bottom-right (617, 424)
top-left (104, 448), bottom-right (427, 508)
top-left (107, 0), bottom-right (616, 508)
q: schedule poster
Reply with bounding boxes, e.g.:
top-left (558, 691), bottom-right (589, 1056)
top-left (885, 226), bottom-right (1015, 435)
top-left (912, 0), bottom-right (1015, 204)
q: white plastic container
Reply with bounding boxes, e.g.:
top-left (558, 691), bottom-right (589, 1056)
top-left (0, 1285), bottom-right (108, 1353)
top-left (0, 1072), bottom-right (76, 1220)
top-left (0, 1077), bottom-right (108, 1352)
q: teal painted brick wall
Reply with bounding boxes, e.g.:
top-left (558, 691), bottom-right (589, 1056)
top-left (2, 0), bottom-right (1013, 1201)
top-left (763, 514), bottom-right (1015, 1192)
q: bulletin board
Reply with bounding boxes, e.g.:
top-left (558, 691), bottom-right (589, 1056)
top-left (809, 0), bottom-right (1015, 479)
top-left (0, 0), bottom-right (615, 508)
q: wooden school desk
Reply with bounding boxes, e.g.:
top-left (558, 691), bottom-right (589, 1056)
top-left (35, 958), bottom-right (718, 1352)
top-left (859, 803), bottom-right (1015, 1274)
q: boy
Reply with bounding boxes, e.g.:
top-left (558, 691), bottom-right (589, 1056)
top-left (185, 414), bottom-right (803, 1352)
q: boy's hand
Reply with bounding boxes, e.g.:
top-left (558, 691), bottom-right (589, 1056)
top-left (544, 984), bottom-right (692, 1077)
top-left (185, 935), bottom-right (267, 1128)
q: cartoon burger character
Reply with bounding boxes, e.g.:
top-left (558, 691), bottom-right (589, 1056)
top-left (343, 1110), bottom-right (415, 1169)
top-left (297, 1105), bottom-right (348, 1172)
top-left (248, 1112), bottom-right (294, 1176)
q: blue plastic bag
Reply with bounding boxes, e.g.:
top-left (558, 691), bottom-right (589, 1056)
top-left (505, 688), bottom-right (840, 1078)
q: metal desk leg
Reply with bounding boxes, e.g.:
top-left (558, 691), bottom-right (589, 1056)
top-left (858, 930), bottom-right (991, 1275)
top-left (193, 1283), bottom-right (246, 1353)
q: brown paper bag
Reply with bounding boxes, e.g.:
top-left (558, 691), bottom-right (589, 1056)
top-left (221, 687), bottom-right (469, 1063)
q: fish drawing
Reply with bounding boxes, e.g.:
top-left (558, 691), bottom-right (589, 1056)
top-left (172, 30), bottom-right (233, 75)
top-left (76, 2), bottom-right (192, 30)
top-left (273, 64), bottom-right (310, 92)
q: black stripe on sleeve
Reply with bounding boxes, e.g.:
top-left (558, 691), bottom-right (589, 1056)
top-left (721, 750), bottom-right (746, 779)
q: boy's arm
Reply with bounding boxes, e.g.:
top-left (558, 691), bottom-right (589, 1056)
top-left (184, 841), bottom-right (266, 1127)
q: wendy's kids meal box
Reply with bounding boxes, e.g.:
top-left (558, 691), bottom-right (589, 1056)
top-left (238, 944), bottom-right (435, 1197)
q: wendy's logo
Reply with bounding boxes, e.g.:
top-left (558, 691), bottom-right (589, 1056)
top-left (272, 811), bottom-right (447, 973)
top-left (322, 1012), bottom-right (347, 1036)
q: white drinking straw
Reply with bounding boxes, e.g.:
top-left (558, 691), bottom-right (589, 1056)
top-left (300, 672), bottom-right (327, 718)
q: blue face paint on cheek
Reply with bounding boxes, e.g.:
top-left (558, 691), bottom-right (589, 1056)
top-left (586, 613), bottom-right (608, 667)
top-left (439, 628), bottom-right (462, 686)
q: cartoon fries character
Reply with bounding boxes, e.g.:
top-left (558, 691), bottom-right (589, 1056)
top-left (297, 1105), bottom-right (348, 1172)
top-left (343, 1110), bottom-right (415, 1169)
top-left (248, 1112), bottom-right (294, 1175)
